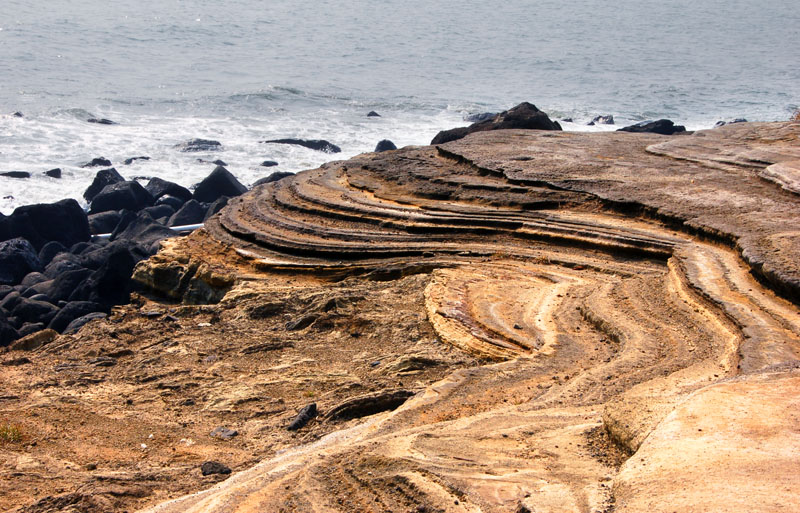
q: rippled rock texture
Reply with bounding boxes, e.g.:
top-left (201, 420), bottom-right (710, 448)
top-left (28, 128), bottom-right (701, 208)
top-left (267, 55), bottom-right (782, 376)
top-left (3, 122), bottom-right (799, 513)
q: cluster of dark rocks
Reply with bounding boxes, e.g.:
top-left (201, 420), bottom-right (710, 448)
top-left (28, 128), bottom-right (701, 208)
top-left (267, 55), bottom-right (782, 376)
top-left (0, 159), bottom-right (279, 348)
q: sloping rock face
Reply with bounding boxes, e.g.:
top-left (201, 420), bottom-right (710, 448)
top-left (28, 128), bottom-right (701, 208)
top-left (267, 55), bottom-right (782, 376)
top-left (127, 121), bottom-right (800, 513)
top-left (2, 122), bottom-right (798, 513)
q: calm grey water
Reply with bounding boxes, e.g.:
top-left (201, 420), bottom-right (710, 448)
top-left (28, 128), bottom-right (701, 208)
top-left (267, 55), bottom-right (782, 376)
top-left (1, 0), bottom-right (799, 212)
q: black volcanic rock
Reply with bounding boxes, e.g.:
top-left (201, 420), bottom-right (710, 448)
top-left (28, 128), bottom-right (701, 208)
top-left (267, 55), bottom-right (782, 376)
top-left (252, 171), bottom-right (293, 187)
top-left (13, 297), bottom-right (59, 325)
top-left (88, 211), bottom-right (123, 235)
top-left (464, 112), bottom-right (498, 122)
top-left (262, 138), bottom-right (341, 153)
top-left (588, 115), bottom-right (615, 126)
top-left (367, 111), bottom-right (381, 117)
top-left (374, 139), bottom-right (397, 152)
top-left (168, 200), bottom-right (207, 227)
top-left (176, 139), bottom-right (222, 152)
top-left (0, 199), bottom-right (89, 251)
top-left (260, 160), bottom-right (279, 167)
top-left (48, 301), bottom-right (103, 333)
top-left (1, 171), bottom-right (31, 179)
top-left (124, 156), bottom-right (151, 165)
top-left (84, 168), bottom-right (125, 202)
top-left (45, 168), bottom-right (62, 178)
top-left (146, 177), bottom-right (192, 202)
top-left (204, 197), bottom-right (229, 221)
top-left (63, 312), bottom-right (107, 334)
top-left (193, 166), bottom-right (247, 202)
top-left (81, 157), bottom-right (113, 168)
top-left (0, 238), bottom-right (41, 285)
top-left (618, 119), bottom-right (686, 135)
top-left (89, 181), bottom-right (154, 214)
top-left (38, 241), bottom-right (67, 267)
top-left (156, 195), bottom-right (186, 211)
top-left (110, 212), bottom-right (174, 254)
top-left (431, 102), bottom-right (562, 145)
top-left (87, 118), bottom-right (117, 125)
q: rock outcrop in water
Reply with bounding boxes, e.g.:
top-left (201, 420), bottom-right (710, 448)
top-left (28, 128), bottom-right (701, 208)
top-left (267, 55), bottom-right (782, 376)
top-left (2, 121), bottom-right (800, 513)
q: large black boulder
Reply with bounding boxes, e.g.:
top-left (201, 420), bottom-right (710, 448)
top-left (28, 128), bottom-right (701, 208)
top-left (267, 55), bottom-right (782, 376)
top-left (142, 204), bottom-right (175, 222)
top-left (260, 160), bottom-right (279, 167)
top-left (13, 297), bottom-right (59, 325)
top-left (88, 211), bottom-right (123, 235)
top-left (193, 166), bottom-right (247, 203)
top-left (145, 177), bottom-right (193, 202)
top-left (0, 291), bottom-right (22, 312)
top-left (0, 199), bottom-right (90, 250)
top-left (84, 168), bottom-right (125, 202)
top-left (81, 239), bottom-right (148, 270)
top-left (374, 139), bottom-right (397, 152)
top-left (156, 194), bottom-right (186, 211)
top-left (64, 312), bottom-right (107, 335)
top-left (175, 139), bottom-right (222, 152)
top-left (618, 119), bottom-right (686, 135)
top-left (431, 102), bottom-right (562, 145)
top-left (110, 211), bottom-right (174, 254)
top-left (43, 252), bottom-right (85, 278)
top-left (0, 314), bottom-right (18, 347)
top-left (38, 241), bottom-right (67, 267)
top-left (262, 138), bottom-right (341, 153)
top-left (89, 181), bottom-right (154, 214)
top-left (252, 171), bottom-right (293, 187)
top-left (204, 197), bottom-right (229, 221)
top-left (81, 157), bottom-right (112, 168)
top-left (48, 301), bottom-right (103, 333)
top-left (168, 200), bottom-right (207, 227)
top-left (0, 238), bottom-right (42, 285)
top-left (1, 171), bottom-right (31, 179)
top-left (20, 272), bottom-right (47, 288)
top-left (46, 268), bottom-right (92, 302)
top-left (69, 245), bottom-right (139, 307)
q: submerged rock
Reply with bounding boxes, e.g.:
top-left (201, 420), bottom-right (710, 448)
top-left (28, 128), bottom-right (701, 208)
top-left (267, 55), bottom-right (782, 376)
top-left (176, 139), bottom-right (222, 152)
top-left (81, 157), bottom-right (113, 168)
top-left (374, 139), bottom-right (397, 152)
top-left (262, 138), bottom-right (341, 153)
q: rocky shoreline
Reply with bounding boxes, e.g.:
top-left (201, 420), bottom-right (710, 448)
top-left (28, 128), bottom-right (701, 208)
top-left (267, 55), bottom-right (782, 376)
top-left (2, 107), bottom-right (799, 513)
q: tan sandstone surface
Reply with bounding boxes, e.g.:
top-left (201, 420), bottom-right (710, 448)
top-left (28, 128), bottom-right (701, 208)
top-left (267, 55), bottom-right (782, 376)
top-left (2, 121), bottom-right (799, 512)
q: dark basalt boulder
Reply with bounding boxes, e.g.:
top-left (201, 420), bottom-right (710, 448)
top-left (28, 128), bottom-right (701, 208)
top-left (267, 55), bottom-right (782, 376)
top-left (374, 139), bottom-right (397, 152)
top-left (0, 291), bottom-right (22, 312)
top-left (715, 118), bottom-right (748, 127)
top-left (13, 297), bottom-right (59, 325)
top-left (156, 194), bottom-right (186, 211)
top-left (12, 112), bottom-right (23, 118)
top-left (45, 168), bottom-right (62, 178)
top-left (70, 241), bottom-right (96, 255)
top-left (204, 197), bottom-right (229, 221)
top-left (69, 245), bottom-right (139, 307)
top-left (46, 268), bottom-right (92, 302)
top-left (0, 285), bottom-right (13, 301)
top-left (124, 156), bottom-right (150, 165)
top-left (176, 139), bottom-right (222, 152)
top-left (84, 168), bottom-right (125, 202)
top-left (588, 115), bottom-right (615, 126)
top-left (1, 171), bottom-right (31, 179)
top-left (142, 204), bottom-right (175, 221)
top-left (89, 181), bottom-right (154, 214)
top-left (38, 241), bottom-right (66, 267)
top-left (88, 211), bottom-right (123, 235)
top-left (44, 253), bottom-right (85, 278)
top-left (81, 239), bottom-right (148, 270)
top-left (193, 166), bottom-right (247, 203)
top-left (366, 111), bottom-right (381, 117)
top-left (64, 312), bottom-right (107, 335)
top-left (252, 171), bottom-right (293, 187)
top-left (431, 102), bottom-right (562, 145)
top-left (20, 272), bottom-right (47, 288)
top-left (618, 119), bottom-right (687, 135)
top-left (464, 112), bottom-right (498, 123)
top-left (262, 138), bottom-right (341, 153)
top-left (260, 160), bottom-right (279, 167)
top-left (287, 403), bottom-right (317, 431)
top-left (17, 322), bottom-right (44, 338)
top-left (168, 200), bottom-right (207, 227)
top-left (48, 301), bottom-right (103, 333)
top-left (0, 199), bottom-right (89, 251)
top-left (0, 317), bottom-right (19, 347)
top-left (0, 238), bottom-right (42, 285)
top-left (87, 118), bottom-right (117, 125)
top-left (81, 157), bottom-right (112, 168)
top-left (145, 177), bottom-right (192, 202)
top-left (197, 159), bottom-right (228, 166)
top-left (110, 212), bottom-right (174, 254)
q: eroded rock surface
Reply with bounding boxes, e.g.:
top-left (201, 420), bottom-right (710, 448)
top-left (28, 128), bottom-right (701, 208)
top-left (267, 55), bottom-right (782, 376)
top-left (2, 122), bottom-right (799, 513)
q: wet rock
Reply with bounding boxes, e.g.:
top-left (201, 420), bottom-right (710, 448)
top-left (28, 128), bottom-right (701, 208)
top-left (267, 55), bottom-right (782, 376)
top-left (0, 199), bottom-right (90, 250)
top-left (145, 177), bottom-right (192, 202)
top-left (201, 461), bottom-right (232, 476)
top-left (110, 212), bottom-right (174, 254)
top-left (252, 171), bottom-right (293, 187)
top-left (1, 171), bottom-right (31, 179)
top-left (142, 204), bottom-right (175, 222)
top-left (45, 168), bottom-right (62, 178)
top-left (0, 291), bottom-right (23, 311)
top-left (38, 241), bottom-right (67, 267)
top-left (193, 166), bottom-right (247, 203)
top-left (210, 426), bottom-right (238, 440)
top-left (0, 316), bottom-right (19, 347)
top-left (0, 285), bottom-right (13, 301)
top-left (588, 115), bottom-right (615, 125)
top-left (13, 297), bottom-right (59, 325)
top-left (618, 119), bottom-right (686, 135)
top-left (87, 118), bottom-right (117, 125)
top-left (8, 328), bottom-right (57, 351)
top-left (44, 253), bottom-right (85, 278)
top-left (17, 322), bottom-right (45, 337)
top-left (48, 301), bottom-right (103, 333)
top-left (561, 117), bottom-right (574, 123)
top-left (287, 403), bottom-right (317, 431)
top-left (262, 138), bottom-right (341, 153)
top-left (367, 111), bottom-right (381, 117)
top-left (21, 272), bottom-right (48, 288)
top-left (88, 211), bottom-right (123, 235)
top-left (81, 157), bottom-right (113, 168)
top-left (69, 244), bottom-right (140, 307)
top-left (0, 238), bottom-right (42, 285)
top-left (156, 194), bottom-right (187, 211)
top-left (70, 241), bottom-right (96, 255)
top-left (260, 160), bottom-right (279, 167)
top-left (89, 181), bottom-right (155, 214)
top-left (124, 156), bottom-right (151, 165)
top-left (374, 139), bottom-right (397, 152)
top-left (464, 112), bottom-right (498, 122)
top-left (204, 196), bottom-right (229, 221)
top-left (715, 118), bottom-right (748, 127)
top-left (64, 312), bottom-right (107, 334)
top-left (168, 200), bottom-right (207, 227)
top-left (176, 139), bottom-right (222, 152)
top-left (84, 167), bottom-right (125, 202)
top-left (432, 102), bottom-right (562, 145)
top-left (11, 111), bottom-right (23, 118)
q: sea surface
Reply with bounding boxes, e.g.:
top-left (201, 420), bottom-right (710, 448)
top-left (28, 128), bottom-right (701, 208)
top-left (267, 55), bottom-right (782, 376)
top-left (1, 0), bottom-right (798, 213)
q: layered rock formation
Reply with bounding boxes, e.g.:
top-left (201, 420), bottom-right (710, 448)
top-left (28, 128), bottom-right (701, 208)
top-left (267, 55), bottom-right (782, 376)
top-left (2, 121), bottom-right (799, 513)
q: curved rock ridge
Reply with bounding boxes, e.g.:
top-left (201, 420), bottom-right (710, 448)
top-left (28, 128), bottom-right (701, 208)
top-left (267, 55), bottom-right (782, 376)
top-left (130, 122), bottom-right (800, 513)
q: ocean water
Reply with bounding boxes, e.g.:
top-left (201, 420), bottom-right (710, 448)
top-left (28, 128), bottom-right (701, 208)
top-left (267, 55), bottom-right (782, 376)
top-left (1, 0), bottom-right (798, 213)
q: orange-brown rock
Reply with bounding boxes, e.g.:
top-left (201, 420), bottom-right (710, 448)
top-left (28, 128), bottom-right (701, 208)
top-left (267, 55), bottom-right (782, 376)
top-left (2, 121), bottom-right (799, 513)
